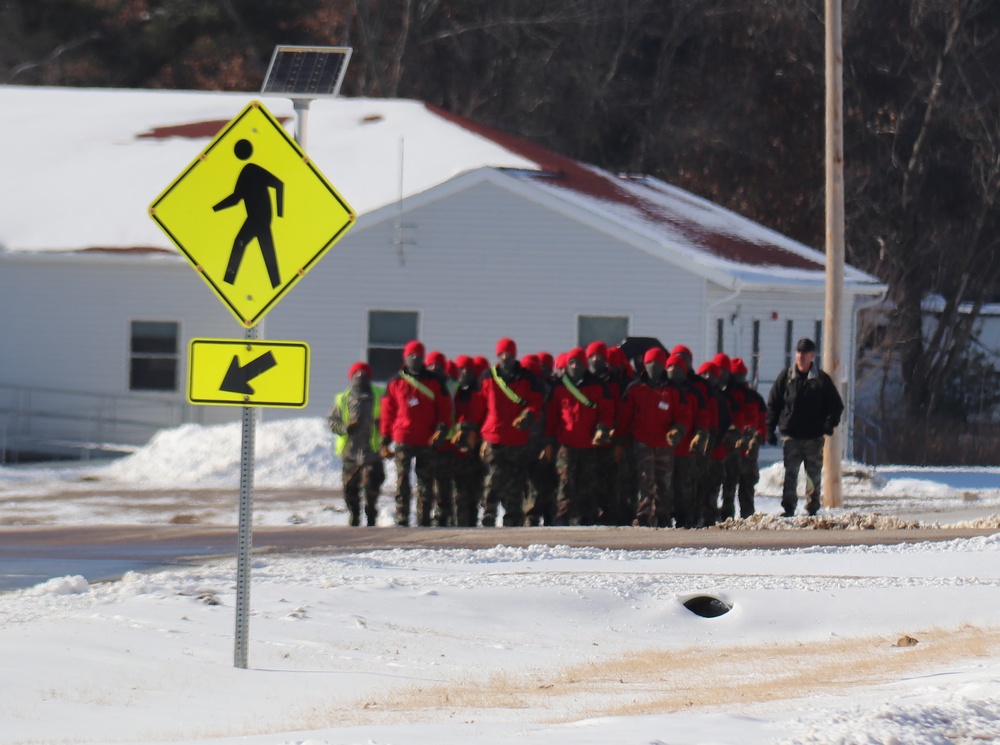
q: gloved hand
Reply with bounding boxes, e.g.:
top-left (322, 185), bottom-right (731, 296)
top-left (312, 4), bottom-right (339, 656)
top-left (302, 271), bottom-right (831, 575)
top-left (541, 444), bottom-right (555, 461)
top-left (379, 435), bottom-right (393, 459)
top-left (744, 432), bottom-right (762, 457)
top-left (822, 419), bottom-right (835, 436)
top-left (767, 430), bottom-right (778, 446)
top-left (591, 424), bottom-right (611, 446)
top-left (512, 409), bottom-right (534, 431)
top-left (346, 419), bottom-right (360, 435)
top-left (689, 429), bottom-right (710, 457)
top-left (665, 425), bottom-right (685, 447)
top-left (479, 440), bottom-right (490, 460)
top-left (723, 426), bottom-right (741, 448)
top-left (429, 423), bottom-right (449, 447)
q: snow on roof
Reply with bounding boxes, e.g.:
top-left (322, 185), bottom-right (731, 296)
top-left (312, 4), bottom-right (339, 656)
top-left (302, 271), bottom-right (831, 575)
top-left (0, 85), bottom-right (884, 293)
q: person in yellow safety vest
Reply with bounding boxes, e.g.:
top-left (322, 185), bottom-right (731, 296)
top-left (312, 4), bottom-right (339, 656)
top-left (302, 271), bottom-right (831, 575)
top-left (327, 362), bottom-right (385, 527)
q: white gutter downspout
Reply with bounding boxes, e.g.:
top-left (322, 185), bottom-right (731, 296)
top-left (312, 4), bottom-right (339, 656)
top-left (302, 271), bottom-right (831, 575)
top-left (705, 281), bottom-right (743, 356)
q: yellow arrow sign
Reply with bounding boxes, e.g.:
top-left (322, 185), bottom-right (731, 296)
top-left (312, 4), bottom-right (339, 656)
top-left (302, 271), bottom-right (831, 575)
top-left (188, 338), bottom-right (310, 408)
top-left (149, 101), bottom-right (355, 328)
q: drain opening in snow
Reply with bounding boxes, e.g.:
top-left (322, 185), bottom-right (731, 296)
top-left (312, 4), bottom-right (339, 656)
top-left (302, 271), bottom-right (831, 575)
top-left (682, 595), bottom-right (733, 618)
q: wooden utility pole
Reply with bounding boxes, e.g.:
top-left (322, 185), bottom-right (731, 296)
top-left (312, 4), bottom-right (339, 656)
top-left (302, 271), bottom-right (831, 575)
top-left (823, 0), bottom-right (845, 508)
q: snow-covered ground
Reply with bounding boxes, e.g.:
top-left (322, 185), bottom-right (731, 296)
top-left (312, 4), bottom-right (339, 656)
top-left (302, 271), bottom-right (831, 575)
top-left (2, 417), bottom-right (1000, 745)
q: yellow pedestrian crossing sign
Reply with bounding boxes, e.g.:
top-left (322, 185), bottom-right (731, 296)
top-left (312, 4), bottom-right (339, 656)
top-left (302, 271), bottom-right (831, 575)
top-left (149, 100), bottom-right (355, 328)
top-left (188, 338), bottom-right (310, 408)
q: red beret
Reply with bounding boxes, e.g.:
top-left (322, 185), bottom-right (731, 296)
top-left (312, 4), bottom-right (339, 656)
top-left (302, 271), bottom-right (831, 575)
top-left (730, 357), bottom-right (748, 376)
top-left (446, 360), bottom-right (458, 380)
top-left (567, 346), bottom-right (586, 363)
top-left (586, 341), bottom-right (608, 360)
top-left (426, 350), bottom-right (446, 368)
top-left (712, 352), bottom-right (731, 370)
top-left (455, 354), bottom-right (474, 370)
top-left (644, 347), bottom-right (667, 365)
top-left (607, 346), bottom-right (627, 367)
top-left (348, 361), bottom-right (372, 380)
top-left (521, 354), bottom-right (541, 376)
top-left (555, 352), bottom-right (568, 369)
top-left (403, 340), bottom-right (425, 358)
top-left (698, 361), bottom-right (720, 378)
top-left (473, 356), bottom-right (490, 376)
top-left (666, 353), bottom-right (687, 371)
top-left (672, 344), bottom-right (693, 359)
top-left (496, 337), bottom-right (517, 357)
top-left (538, 352), bottom-right (554, 370)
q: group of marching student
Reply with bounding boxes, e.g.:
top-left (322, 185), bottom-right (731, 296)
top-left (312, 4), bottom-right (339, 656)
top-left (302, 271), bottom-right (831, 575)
top-left (327, 336), bottom-right (767, 528)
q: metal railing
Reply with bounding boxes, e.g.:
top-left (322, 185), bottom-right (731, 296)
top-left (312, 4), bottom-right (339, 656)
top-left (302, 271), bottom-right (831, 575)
top-left (852, 413), bottom-right (884, 467)
top-left (0, 383), bottom-right (195, 463)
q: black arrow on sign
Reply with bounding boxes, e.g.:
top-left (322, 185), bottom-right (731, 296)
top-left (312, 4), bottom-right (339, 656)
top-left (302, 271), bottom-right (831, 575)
top-left (221, 351), bottom-right (278, 395)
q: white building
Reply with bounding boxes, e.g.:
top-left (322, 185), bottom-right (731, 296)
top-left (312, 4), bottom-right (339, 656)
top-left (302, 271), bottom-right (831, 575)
top-left (0, 85), bottom-right (885, 458)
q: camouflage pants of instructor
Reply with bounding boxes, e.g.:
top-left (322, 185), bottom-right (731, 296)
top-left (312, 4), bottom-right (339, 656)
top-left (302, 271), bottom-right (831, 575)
top-left (555, 445), bottom-right (602, 525)
top-left (342, 454), bottom-right (385, 527)
top-left (781, 436), bottom-right (824, 516)
top-left (634, 442), bottom-right (675, 527)
top-left (482, 442), bottom-right (529, 527)
top-left (393, 444), bottom-right (436, 527)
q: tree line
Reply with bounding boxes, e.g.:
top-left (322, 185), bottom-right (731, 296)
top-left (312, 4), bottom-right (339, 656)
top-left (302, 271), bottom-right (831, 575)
top-left (5, 0), bottom-right (1000, 426)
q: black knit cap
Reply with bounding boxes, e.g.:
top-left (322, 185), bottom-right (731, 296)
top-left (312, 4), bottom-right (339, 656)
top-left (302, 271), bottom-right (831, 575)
top-left (796, 337), bottom-right (816, 353)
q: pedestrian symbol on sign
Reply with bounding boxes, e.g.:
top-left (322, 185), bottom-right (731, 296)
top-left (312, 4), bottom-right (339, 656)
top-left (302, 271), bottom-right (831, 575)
top-left (214, 139), bottom-right (285, 290)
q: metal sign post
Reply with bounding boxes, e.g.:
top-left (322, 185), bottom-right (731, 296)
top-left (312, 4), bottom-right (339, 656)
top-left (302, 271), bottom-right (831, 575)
top-left (234, 325), bottom-right (257, 669)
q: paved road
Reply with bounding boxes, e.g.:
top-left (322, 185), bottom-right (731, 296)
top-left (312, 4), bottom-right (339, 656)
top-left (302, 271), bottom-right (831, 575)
top-left (2, 523), bottom-right (997, 591)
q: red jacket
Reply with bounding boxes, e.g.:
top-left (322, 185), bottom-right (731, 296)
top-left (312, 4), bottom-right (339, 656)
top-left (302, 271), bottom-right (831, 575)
top-left (545, 372), bottom-right (615, 448)
top-left (381, 369), bottom-right (452, 446)
top-left (480, 364), bottom-right (544, 446)
top-left (673, 380), bottom-right (709, 457)
top-left (619, 377), bottom-right (694, 449)
top-left (731, 382), bottom-right (767, 436)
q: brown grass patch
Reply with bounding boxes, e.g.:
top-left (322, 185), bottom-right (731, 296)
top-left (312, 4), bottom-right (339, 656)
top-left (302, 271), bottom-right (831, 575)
top-left (333, 625), bottom-right (1000, 726)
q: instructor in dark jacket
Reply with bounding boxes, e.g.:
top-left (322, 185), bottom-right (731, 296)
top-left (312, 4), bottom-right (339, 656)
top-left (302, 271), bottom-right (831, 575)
top-left (766, 338), bottom-right (844, 517)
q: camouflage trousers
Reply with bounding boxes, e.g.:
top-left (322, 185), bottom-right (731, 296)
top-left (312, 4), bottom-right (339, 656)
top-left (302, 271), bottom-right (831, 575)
top-left (525, 455), bottom-right (559, 526)
top-left (482, 443), bottom-right (529, 527)
top-left (554, 445), bottom-right (603, 525)
top-left (633, 442), bottom-right (675, 527)
top-left (737, 450), bottom-right (760, 518)
top-left (342, 454), bottom-right (385, 527)
top-left (590, 445), bottom-right (621, 525)
top-left (671, 454), bottom-right (700, 528)
top-left (782, 436), bottom-right (824, 516)
top-left (452, 453), bottom-right (486, 527)
top-left (430, 448), bottom-right (456, 527)
top-left (393, 444), bottom-right (436, 527)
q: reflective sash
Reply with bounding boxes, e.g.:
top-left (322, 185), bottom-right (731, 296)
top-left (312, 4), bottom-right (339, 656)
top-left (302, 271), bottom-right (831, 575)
top-left (562, 374), bottom-right (596, 409)
top-left (400, 371), bottom-right (435, 400)
top-left (490, 366), bottom-right (526, 405)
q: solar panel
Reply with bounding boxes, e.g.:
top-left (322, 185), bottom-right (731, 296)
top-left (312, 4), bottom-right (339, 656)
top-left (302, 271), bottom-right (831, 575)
top-left (260, 46), bottom-right (353, 99)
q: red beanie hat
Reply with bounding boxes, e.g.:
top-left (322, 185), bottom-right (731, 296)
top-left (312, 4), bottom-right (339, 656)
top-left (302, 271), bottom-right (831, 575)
top-left (555, 352), bottom-right (568, 370)
top-left (496, 337), bottom-right (517, 357)
top-left (403, 340), bottom-right (424, 358)
top-left (712, 352), bottom-right (731, 370)
top-left (455, 354), bottom-right (474, 370)
top-left (586, 341), bottom-right (608, 360)
top-left (698, 361), bottom-right (720, 378)
top-left (566, 346), bottom-right (586, 364)
top-left (473, 355), bottom-right (489, 376)
top-left (348, 361), bottom-right (372, 380)
top-left (644, 347), bottom-right (667, 365)
top-left (666, 353), bottom-right (687, 371)
top-left (607, 346), bottom-right (627, 367)
top-left (730, 357), bottom-right (748, 376)
top-left (672, 344), bottom-right (692, 358)
top-left (521, 354), bottom-right (541, 376)
top-left (447, 360), bottom-right (459, 380)
top-left (538, 352), bottom-right (554, 371)
top-left (426, 350), bottom-right (446, 368)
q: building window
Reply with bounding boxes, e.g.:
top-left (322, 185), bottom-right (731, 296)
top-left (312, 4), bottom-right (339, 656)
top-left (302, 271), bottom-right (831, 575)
top-left (130, 321), bottom-right (179, 391)
top-left (716, 318), bottom-right (725, 354)
top-left (368, 310), bottom-right (419, 380)
top-left (577, 315), bottom-right (628, 347)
